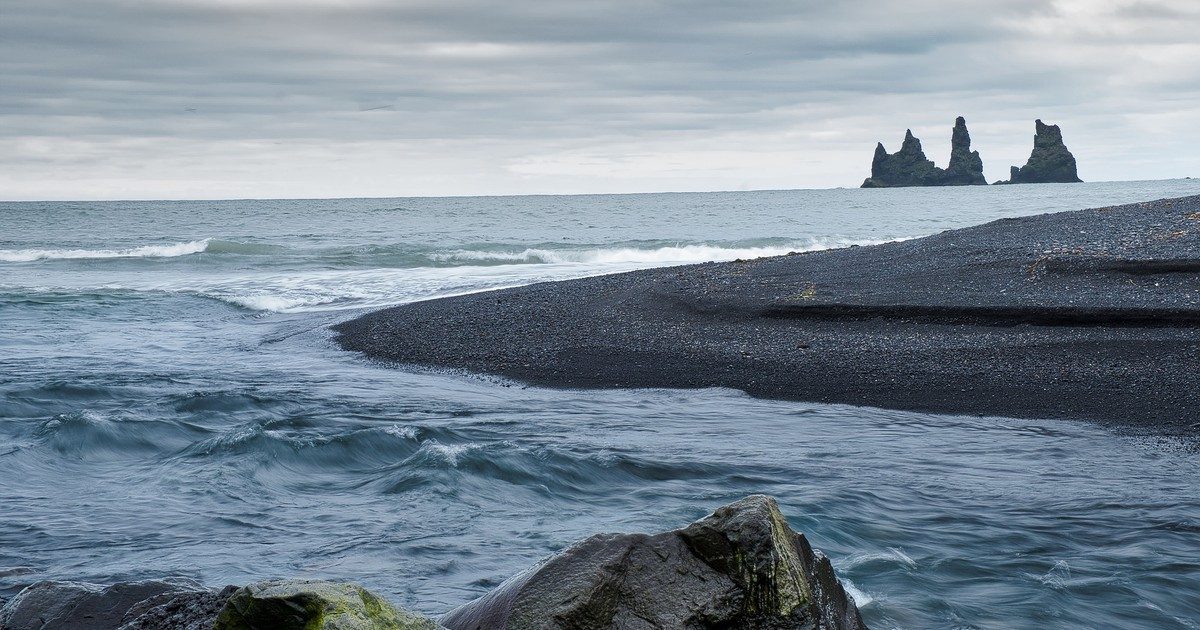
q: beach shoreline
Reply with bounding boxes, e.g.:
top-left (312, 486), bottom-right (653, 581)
top-left (334, 195), bottom-right (1200, 437)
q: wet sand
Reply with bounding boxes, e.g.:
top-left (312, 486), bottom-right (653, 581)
top-left (334, 195), bottom-right (1200, 436)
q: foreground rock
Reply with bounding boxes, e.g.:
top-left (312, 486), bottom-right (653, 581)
top-left (334, 195), bottom-right (1200, 435)
top-left (0, 578), bottom-right (441, 630)
top-left (440, 495), bottom-right (865, 630)
top-left (861, 117), bottom-right (986, 187)
top-left (997, 119), bottom-right (1082, 184)
top-left (0, 497), bottom-right (864, 629)
top-left (214, 579), bottom-right (442, 629)
top-left (0, 578), bottom-right (229, 630)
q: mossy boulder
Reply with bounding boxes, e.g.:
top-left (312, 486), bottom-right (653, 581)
top-left (213, 579), bottom-right (443, 630)
top-left (440, 495), bottom-right (866, 629)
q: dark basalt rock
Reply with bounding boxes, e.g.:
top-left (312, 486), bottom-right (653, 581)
top-left (997, 119), bottom-right (1082, 184)
top-left (118, 585), bottom-right (238, 630)
top-left (440, 495), bottom-right (867, 630)
top-left (861, 117), bottom-right (986, 188)
top-left (0, 578), bottom-right (212, 630)
top-left (945, 116), bottom-right (987, 185)
top-left (860, 130), bottom-right (940, 188)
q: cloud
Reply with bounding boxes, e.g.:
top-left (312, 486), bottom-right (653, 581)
top-left (0, 0), bottom-right (1196, 198)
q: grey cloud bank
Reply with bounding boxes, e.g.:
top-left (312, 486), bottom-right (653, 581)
top-left (1, 0), bottom-right (1197, 199)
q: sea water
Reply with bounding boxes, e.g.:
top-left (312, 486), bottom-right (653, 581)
top-left (2, 181), bottom-right (1199, 628)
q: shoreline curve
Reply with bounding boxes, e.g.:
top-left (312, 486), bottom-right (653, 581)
top-left (333, 195), bottom-right (1200, 437)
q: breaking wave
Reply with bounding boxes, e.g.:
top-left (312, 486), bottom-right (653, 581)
top-left (0, 239), bottom-right (213, 262)
top-left (428, 239), bottom-right (890, 266)
top-left (0, 238), bottom-right (893, 268)
top-left (1, 238), bottom-right (901, 313)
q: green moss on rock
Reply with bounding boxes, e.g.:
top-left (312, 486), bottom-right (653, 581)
top-left (439, 495), bottom-right (866, 629)
top-left (213, 579), bottom-right (442, 630)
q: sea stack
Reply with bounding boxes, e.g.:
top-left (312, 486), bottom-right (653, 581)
top-left (945, 116), bottom-right (987, 185)
top-left (861, 116), bottom-right (986, 188)
top-left (998, 119), bottom-right (1082, 184)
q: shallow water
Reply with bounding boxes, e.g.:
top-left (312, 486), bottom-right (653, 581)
top-left (2, 181), bottom-right (1199, 628)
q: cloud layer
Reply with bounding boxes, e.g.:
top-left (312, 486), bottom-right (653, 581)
top-left (2, 0), bottom-right (1198, 199)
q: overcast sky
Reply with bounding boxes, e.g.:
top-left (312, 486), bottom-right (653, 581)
top-left (2, 0), bottom-right (1198, 199)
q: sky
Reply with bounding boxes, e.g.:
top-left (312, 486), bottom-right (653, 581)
top-left (2, 0), bottom-right (1198, 200)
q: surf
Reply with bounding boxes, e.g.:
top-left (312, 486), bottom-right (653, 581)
top-left (0, 238), bottom-right (213, 262)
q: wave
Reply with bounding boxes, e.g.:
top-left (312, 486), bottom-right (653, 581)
top-left (3, 237), bottom-right (903, 313)
top-left (0, 239), bottom-right (212, 262)
top-left (0, 237), bottom-right (896, 268)
top-left (840, 547), bottom-right (918, 571)
top-left (428, 239), bottom-right (889, 266)
top-left (202, 240), bottom-right (286, 255)
top-left (839, 580), bottom-right (875, 608)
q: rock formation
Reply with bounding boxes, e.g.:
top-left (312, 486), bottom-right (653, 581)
top-left (118, 586), bottom-right (239, 630)
top-left (0, 496), bottom-right (867, 630)
top-left (861, 116), bottom-right (986, 188)
top-left (440, 495), bottom-right (866, 630)
top-left (997, 119), bottom-right (1082, 184)
top-left (945, 117), bottom-right (987, 185)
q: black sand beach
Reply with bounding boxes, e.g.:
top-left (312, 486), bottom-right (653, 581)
top-left (334, 195), bottom-right (1200, 436)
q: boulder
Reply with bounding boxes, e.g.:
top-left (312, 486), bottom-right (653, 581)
top-left (998, 119), bottom-right (1082, 184)
top-left (213, 579), bottom-right (443, 630)
top-left (0, 577), bottom-right (210, 630)
top-left (861, 117), bottom-right (985, 187)
top-left (440, 495), bottom-right (867, 630)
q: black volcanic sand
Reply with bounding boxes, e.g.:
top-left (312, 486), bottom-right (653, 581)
top-left (335, 195), bottom-right (1200, 436)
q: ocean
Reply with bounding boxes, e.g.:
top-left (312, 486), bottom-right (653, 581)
top-left (2, 180), bottom-right (1199, 628)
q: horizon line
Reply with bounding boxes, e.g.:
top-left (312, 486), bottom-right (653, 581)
top-left (1, 177), bottom-right (1191, 204)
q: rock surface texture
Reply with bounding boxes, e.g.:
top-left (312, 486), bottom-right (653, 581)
top-left (0, 578), bottom-right (227, 630)
top-left (117, 586), bottom-right (238, 630)
top-left (213, 579), bottom-right (444, 630)
top-left (999, 119), bottom-right (1082, 184)
top-left (439, 495), bottom-right (866, 630)
top-left (861, 117), bottom-right (985, 187)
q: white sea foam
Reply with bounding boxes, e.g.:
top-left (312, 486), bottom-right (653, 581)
top-left (841, 547), bottom-right (918, 570)
top-left (216, 294), bottom-right (312, 313)
top-left (7, 238), bottom-right (904, 313)
top-left (177, 263), bottom-right (608, 313)
top-left (411, 440), bottom-right (484, 467)
top-left (181, 266), bottom-right (532, 313)
top-left (0, 239), bottom-right (212, 262)
top-left (430, 239), bottom-right (891, 266)
top-left (383, 425), bottom-right (419, 440)
top-left (839, 580), bottom-right (875, 608)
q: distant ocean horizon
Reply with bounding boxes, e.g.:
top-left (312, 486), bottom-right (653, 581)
top-left (3, 179), bottom-right (1199, 628)
top-left (5, 175), bottom-right (1196, 204)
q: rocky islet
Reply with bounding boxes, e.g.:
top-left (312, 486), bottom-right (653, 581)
top-left (995, 119), bottom-right (1083, 184)
top-left (862, 117), bottom-right (1081, 187)
top-left (861, 116), bottom-right (986, 188)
